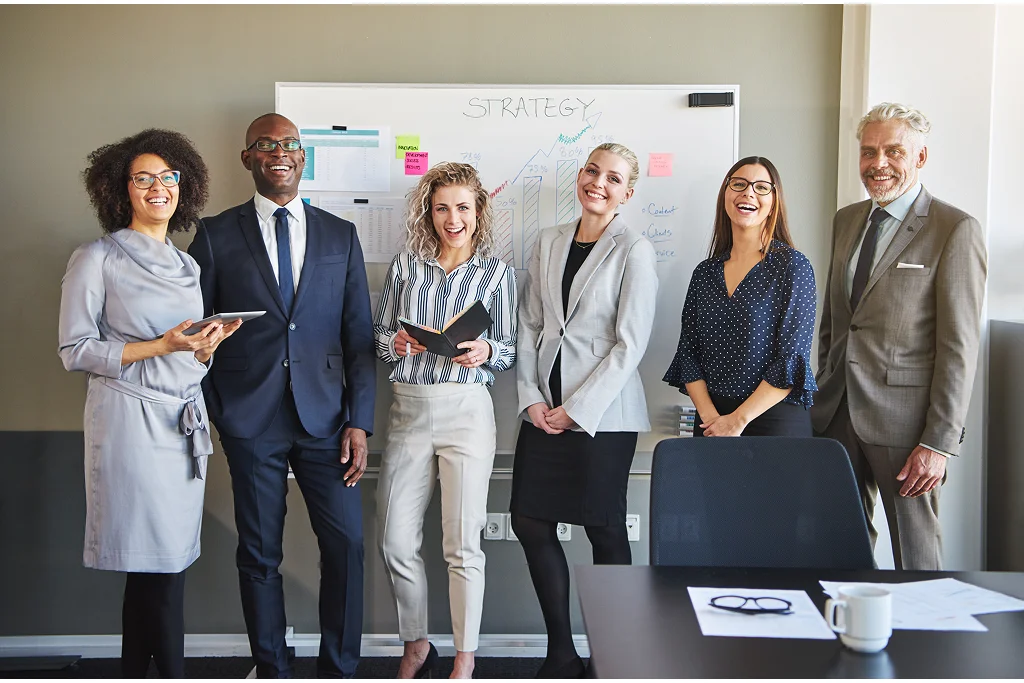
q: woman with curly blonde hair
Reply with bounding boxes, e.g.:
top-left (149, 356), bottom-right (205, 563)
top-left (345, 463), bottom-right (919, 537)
top-left (372, 162), bottom-right (517, 679)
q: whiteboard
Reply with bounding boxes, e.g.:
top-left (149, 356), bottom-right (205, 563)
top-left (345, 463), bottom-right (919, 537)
top-left (277, 83), bottom-right (739, 451)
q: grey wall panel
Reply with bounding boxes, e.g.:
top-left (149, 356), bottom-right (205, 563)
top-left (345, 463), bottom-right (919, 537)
top-left (0, 431), bottom-right (651, 636)
top-left (986, 320), bottom-right (1024, 571)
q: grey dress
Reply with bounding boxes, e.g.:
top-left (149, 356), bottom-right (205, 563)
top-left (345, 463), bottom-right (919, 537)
top-left (58, 228), bottom-right (213, 573)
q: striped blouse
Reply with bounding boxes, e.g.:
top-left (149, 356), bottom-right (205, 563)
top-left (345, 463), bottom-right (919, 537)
top-left (373, 251), bottom-right (518, 385)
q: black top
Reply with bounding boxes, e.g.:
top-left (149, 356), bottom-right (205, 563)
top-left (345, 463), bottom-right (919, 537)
top-left (548, 237), bottom-right (596, 406)
top-left (577, 565), bottom-right (1024, 679)
top-left (663, 241), bottom-right (818, 407)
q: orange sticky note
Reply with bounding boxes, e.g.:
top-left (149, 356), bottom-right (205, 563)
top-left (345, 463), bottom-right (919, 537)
top-left (405, 151), bottom-right (428, 175)
top-left (648, 153), bottom-right (673, 177)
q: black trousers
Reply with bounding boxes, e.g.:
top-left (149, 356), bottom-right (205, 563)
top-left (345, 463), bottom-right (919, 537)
top-left (220, 389), bottom-right (364, 679)
top-left (121, 570), bottom-right (187, 678)
top-left (694, 394), bottom-right (812, 437)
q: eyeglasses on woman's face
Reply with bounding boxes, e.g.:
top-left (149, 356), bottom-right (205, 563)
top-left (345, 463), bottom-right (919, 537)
top-left (726, 177), bottom-right (775, 196)
top-left (130, 170), bottom-right (180, 190)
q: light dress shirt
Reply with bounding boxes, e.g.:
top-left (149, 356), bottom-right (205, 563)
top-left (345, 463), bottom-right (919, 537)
top-left (253, 192), bottom-right (306, 292)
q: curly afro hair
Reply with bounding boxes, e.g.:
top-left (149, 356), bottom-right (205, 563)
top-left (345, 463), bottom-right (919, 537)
top-left (83, 129), bottom-right (210, 234)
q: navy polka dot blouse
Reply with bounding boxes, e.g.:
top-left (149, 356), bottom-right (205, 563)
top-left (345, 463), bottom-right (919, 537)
top-left (663, 241), bottom-right (818, 407)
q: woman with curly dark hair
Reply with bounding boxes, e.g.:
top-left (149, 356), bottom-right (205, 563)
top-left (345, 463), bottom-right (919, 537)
top-left (58, 129), bottom-right (242, 677)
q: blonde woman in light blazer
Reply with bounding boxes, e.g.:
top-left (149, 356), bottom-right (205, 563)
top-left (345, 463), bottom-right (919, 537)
top-left (510, 143), bottom-right (658, 678)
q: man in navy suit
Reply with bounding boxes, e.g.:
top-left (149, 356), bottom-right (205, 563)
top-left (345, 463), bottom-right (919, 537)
top-left (190, 113), bottom-right (376, 678)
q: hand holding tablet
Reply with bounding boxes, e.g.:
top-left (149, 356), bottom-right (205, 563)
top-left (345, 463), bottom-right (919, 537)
top-left (183, 311), bottom-right (266, 335)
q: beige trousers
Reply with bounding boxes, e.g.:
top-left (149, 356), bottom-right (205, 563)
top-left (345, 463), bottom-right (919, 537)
top-left (377, 382), bottom-right (496, 652)
top-left (822, 398), bottom-right (944, 570)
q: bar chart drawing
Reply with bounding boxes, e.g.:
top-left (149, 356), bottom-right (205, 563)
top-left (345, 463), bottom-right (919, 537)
top-left (495, 209), bottom-right (515, 268)
top-left (521, 176), bottom-right (542, 267)
top-left (556, 160), bottom-right (578, 226)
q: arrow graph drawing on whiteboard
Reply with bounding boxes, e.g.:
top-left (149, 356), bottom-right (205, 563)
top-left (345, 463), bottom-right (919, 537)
top-left (494, 209), bottom-right (515, 268)
top-left (486, 112), bottom-right (602, 269)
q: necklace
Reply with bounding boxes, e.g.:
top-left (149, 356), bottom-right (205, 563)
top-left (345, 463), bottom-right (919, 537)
top-left (573, 227), bottom-right (598, 249)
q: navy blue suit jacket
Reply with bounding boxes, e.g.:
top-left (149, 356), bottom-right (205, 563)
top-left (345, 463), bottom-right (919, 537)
top-left (189, 199), bottom-right (376, 441)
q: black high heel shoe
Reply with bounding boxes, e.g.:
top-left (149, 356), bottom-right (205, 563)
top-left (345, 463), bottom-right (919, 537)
top-left (535, 655), bottom-right (586, 679)
top-left (413, 642), bottom-right (439, 679)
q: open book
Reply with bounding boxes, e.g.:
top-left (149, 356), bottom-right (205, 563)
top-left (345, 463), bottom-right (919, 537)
top-left (399, 300), bottom-right (493, 358)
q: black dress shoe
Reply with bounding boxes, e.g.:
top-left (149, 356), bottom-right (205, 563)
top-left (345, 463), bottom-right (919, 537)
top-left (535, 655), bottom-right (585, 679)
top-left (413, 642), bottom-right (439, 679)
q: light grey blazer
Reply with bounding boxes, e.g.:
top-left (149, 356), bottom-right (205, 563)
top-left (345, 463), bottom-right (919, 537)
top-left (810, 186), bottom-right (987, 454)
top-left (517, 216), bottom-right (658, 436)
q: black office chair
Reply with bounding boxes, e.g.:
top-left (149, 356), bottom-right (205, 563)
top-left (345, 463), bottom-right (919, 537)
top-left (649, 436), bottom-right (875, 569)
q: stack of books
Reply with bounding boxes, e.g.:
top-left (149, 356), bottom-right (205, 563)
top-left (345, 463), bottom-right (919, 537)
top-left (679, 406), bottom-right (697, 437)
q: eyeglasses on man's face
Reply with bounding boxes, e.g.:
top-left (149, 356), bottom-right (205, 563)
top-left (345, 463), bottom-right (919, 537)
top-left (709, 595), bottom-right (794, 615)
top-left (727, 177), bottom-right (775, 196)
top-left (246, 138), bottom-right (303, 153)
top-left (130, 170), bottom-right (180, 190)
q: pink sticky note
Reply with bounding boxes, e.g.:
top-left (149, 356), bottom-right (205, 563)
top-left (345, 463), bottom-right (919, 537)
top-left (405, 151), bottom-right (428, 175)
top-left (648, 153), bottom-right (673, 177)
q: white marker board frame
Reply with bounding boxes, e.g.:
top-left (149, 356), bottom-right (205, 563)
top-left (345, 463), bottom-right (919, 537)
top-left (276, 83), bottom-right (739, 451)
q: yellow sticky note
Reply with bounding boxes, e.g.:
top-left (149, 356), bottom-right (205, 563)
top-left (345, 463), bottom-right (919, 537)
top-left (396, 135), bottom-right (421, 159)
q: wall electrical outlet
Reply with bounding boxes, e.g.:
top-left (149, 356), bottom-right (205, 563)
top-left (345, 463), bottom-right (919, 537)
top-left (556, 522), bottom-right (572, 541)
top-left (625, 514), bottom-right (641, 542)
top-left (504, 513), bottom-right (518, 541)
top-left (484, 513), bottom-right (505, 541)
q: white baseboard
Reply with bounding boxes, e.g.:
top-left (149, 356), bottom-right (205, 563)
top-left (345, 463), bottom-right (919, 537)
top-left (0, 633), bottom-right (589, 660)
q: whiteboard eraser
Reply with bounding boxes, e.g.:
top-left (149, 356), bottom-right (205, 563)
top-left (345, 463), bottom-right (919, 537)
top-left (688, 93), bottom-right (734, 108)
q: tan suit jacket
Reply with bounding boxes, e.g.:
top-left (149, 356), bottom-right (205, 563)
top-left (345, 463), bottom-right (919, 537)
top-left (811, 186), bottom-right (987, 454)
top-left (517, 216), bottom-right (658, 436)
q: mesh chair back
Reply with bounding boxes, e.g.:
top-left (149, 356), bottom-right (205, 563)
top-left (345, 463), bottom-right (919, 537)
top-left (649, 436), bottom-right (874, 569)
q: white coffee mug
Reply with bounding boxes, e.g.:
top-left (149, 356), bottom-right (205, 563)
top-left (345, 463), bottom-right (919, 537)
top-left (824, 585), bottom-right (893, 653)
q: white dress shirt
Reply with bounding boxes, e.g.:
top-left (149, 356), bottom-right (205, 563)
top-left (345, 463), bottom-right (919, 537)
top-left (253, 192), bottom-right (306, 292)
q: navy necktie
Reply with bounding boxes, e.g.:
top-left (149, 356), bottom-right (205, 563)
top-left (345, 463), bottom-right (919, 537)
top-left (274, 207), bottom-right (294, 312)
top-left (849, 207), bottom-right (889, 311)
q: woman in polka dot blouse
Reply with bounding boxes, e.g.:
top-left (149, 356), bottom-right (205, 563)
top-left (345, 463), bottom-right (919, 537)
top-left (663, 156), bottom-right (817, 436)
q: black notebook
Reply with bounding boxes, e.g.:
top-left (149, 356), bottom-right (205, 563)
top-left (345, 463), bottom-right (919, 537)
top-left (399, 300), bottom-right (493, 358)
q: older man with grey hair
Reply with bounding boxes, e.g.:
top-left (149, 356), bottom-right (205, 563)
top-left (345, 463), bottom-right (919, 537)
top-left (811, 102), bottom-right (987, 570)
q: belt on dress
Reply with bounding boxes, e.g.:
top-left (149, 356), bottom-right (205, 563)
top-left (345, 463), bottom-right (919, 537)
top-left (95, 376), bottom-right (212, 480)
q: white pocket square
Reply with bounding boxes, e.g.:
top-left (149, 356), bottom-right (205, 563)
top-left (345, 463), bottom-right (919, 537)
top-left (896, 262), bottom-right (925, 269)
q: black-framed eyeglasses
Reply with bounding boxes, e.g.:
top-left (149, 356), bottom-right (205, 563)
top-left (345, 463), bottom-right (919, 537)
top-left (130, 170), bottom-right (180, 190)
top-left (246, 138), bottom-right (303, 153)
top-left (709, 595), bottom-right (793, 615)
top-left (727, 177), bottom-right (775, 196)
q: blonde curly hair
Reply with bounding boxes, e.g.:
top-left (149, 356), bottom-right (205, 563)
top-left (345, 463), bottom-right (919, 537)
top-left (405, 162), bottom-right (496, 261)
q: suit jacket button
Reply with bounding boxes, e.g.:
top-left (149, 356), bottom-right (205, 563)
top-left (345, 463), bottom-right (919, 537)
top-left (559, 329), bottom-right (564, 337)
top-left (282, 360), bottom-right (290, 367)
top-left (849, 324), bottom-right (859, 332)
top-left (288, 323), bottom-right (296, 330)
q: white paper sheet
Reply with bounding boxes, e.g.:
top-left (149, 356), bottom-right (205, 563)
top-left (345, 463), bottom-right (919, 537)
top-left (687, 587), bottom-right (837, 640)
top-left (299, 127), bottom-right (391, 193)
top-left (314, 196), bottom-right (406, 263)
top-left (819, 578), bottom-right (1024, 632)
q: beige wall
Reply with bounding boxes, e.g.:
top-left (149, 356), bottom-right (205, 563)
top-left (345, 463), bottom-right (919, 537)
top-left (0, 3), bottom-right (842, 432)
top-left (0, 4), bottom-right (843, 639)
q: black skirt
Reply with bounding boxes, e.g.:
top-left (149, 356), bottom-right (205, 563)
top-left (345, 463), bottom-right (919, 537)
top-left (693, 394), bottom-right (812, 437)
top-left (510, 421), bottom-right (638, 527)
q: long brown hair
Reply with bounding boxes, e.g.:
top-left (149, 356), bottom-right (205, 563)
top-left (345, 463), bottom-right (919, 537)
top-left (707, 156), bottom-right (794, 259)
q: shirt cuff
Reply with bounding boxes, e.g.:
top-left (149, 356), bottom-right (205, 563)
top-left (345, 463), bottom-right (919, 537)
top-left (484, 339), bottom-right (500, 366)
top-left (920, 442), bottom-right (955, 458)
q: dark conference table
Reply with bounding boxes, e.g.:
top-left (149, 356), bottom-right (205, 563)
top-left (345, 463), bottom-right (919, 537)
top-left (576, 565), bottom-right (1024, 678)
